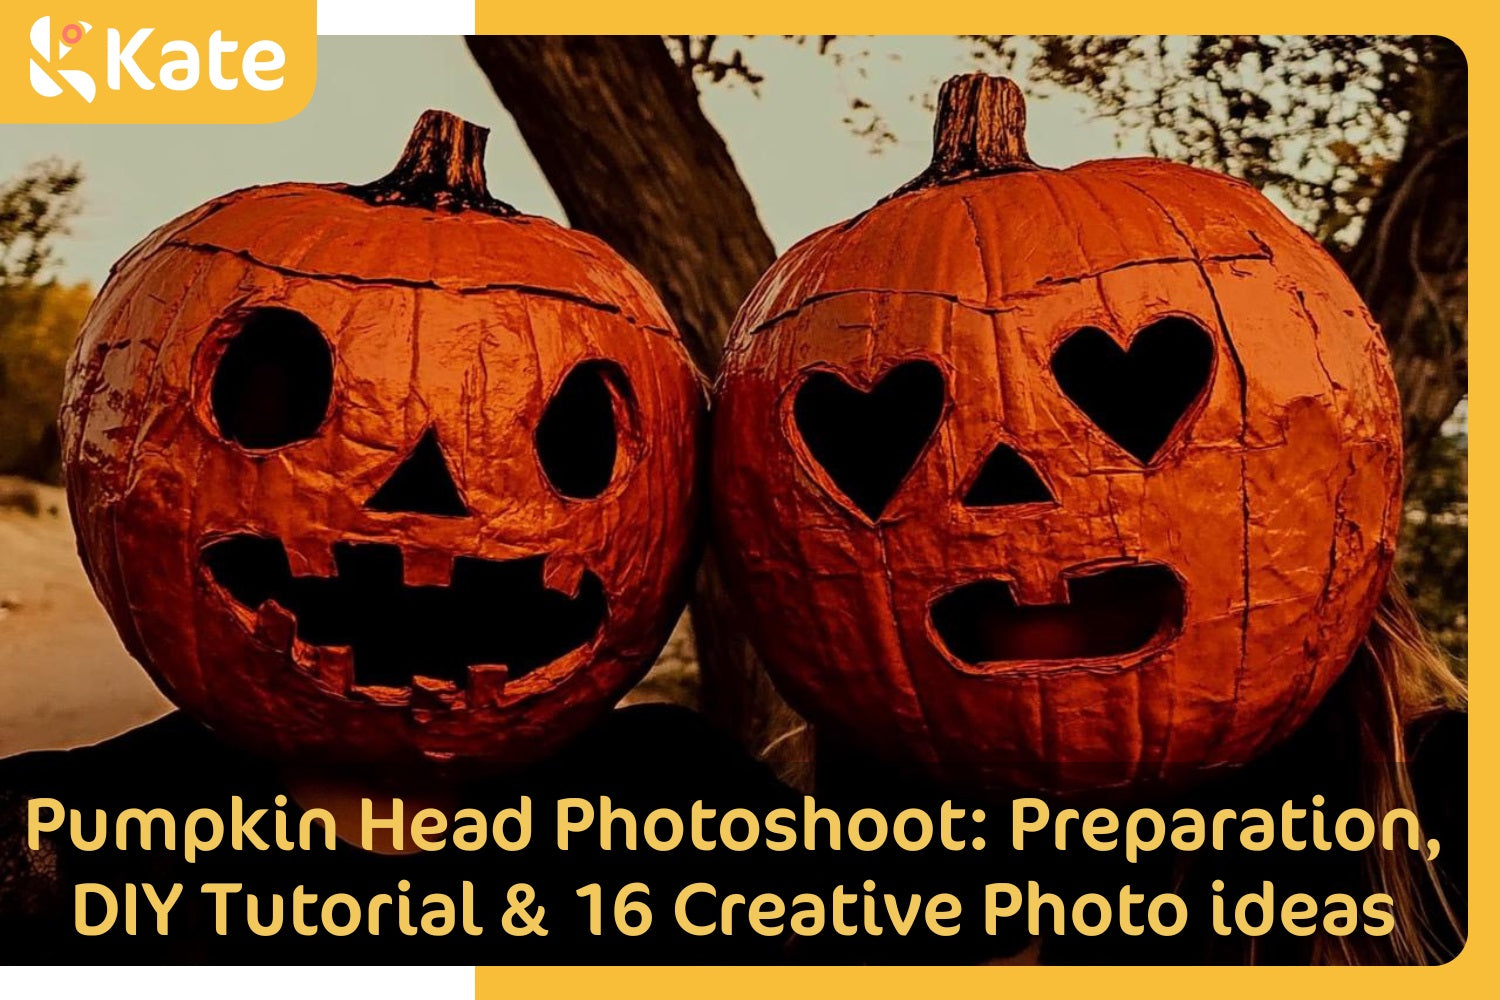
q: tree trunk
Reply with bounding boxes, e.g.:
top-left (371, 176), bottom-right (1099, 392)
top-left (466, 35), bottom-right (810, 780)
top-left (464, 35), bottom-right (774, 372)
top-left (1341, 37), bottom-right (1468, 480)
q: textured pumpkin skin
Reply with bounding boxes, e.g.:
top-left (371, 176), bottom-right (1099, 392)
top-left (713, 157), bottom-right (1402, 793)
top-left (61, 179), bottom-right (704, 771)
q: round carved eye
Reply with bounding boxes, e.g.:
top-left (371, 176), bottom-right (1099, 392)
top-left (535, 361), bottom-right (633, 499)
top-left (210, 308), bottom-right (333, 449)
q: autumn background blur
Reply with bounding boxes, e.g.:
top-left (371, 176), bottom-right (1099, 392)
top-left (0, 36), bottom-right (1467, 760)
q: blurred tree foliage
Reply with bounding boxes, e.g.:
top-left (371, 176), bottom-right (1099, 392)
top-left (1, 159), bottom-right (82, 283)
top-left (0, 282), bottom-right (93, 483)
top-left (0, 160), bottom-right (88, 484)
top-left (1398, 407), bottom-right (1467, 665)
top-left (969, 36), bottom-right (1418, 246)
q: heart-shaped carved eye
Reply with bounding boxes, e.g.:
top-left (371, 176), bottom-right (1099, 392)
top-left (792, 361), bottom-right (945, 520)
top-left (1050, 317), bottom-right (1214, 463)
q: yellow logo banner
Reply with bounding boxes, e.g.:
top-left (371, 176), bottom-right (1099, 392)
top-left (0, 1), bottom-right (315, 123)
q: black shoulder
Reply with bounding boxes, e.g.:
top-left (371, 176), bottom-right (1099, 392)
top-left (1408, 709), bottom-right (1466, 818)
top-left (1409, 708), bottom-right (1465, 769)
top-left (536, 703), bottom-right (797, 804)
top-left (0, 780), bottom-right (65, 931)
top-left (0, 712), bottom-right (253, 800)
top-left (1408, 708), bottom-right (1467, 955)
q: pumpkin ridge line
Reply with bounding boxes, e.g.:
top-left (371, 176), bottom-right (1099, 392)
top-left (120, 256), bottom-right (217, 534)
top-left (160, 239), bottom-right (677, 336)
top-left (743, 287), bottom-right (1021, 338)
top-left (742, 251), bottom-right (1270, 338)
top-left (1245, 229), bottom-right (1277, 260)
top-left (1293, 288), bottom-right (1342, 400)
top-left (1036, 251), bottom-right (1269, 288)
top-left (1126, 180), bottom-right (1256, 769)
top-left (1262, 289), bottom-right (1359, 755)
top-left (1279, 449), bottom-right (1360, 743)
top-left (957, 194), bottom-right (992, 305)
top-left (873, 525), bottom-right (943, 762)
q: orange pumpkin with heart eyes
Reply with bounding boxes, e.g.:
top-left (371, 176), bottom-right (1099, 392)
top-left (711, 75), bottom-right (1403, 793)
top-left (61, 111), bottom-right (705, 772)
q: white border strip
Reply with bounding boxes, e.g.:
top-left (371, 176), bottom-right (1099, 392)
top-left (8, 966), bottom-right (474, 1000)
top-left (317, 0), bottom-right (476, 35)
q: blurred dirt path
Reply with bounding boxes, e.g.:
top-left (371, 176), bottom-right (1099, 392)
top-left (0, 477), bottom-right (698, 759)
top-left (0, 477), bottom-right (171, 758)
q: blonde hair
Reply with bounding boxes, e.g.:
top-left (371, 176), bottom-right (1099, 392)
top-left (1309, 578), bottom-right (1467, 964)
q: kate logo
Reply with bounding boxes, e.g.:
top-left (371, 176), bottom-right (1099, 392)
top-left (28, 16), bottom-right (96, 102)
top-left (5, 2), bottom-right (314, 124)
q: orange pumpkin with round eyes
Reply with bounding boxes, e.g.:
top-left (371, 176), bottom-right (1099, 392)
top-left (712, 76), bottom-right (1403, 793)
top-left (61, 111), bottom-right (705, 772)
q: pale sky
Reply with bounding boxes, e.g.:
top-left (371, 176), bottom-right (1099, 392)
top-left (0, 36), bottom-right (1141, 287)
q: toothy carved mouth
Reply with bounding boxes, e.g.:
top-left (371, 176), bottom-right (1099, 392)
top-left (202, 536), bottom-right (605, 698)
top-left (929, 563), bottom-right (1184, 672)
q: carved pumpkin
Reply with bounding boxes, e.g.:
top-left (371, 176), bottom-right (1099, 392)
top-left (61, 111), bottom-right (705, 771)
top-left (712, 76), bottom-right (1403, 792)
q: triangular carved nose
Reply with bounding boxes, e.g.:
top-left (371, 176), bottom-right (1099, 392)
top-left (366, 427), bottom-right (469, 517)
top-left (963, 443), bottom-right (1053, 507)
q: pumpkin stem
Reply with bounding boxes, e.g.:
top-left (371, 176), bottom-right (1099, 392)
top-left (347, 109), bottom-right (518, 216)
top-left (893, 74), bottom-right (1039, 197)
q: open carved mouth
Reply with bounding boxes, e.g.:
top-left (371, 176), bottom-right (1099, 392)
top-left (929, 563), bottom-right (1184, 671)
top-left (202, 535), bottom-right (606, 697)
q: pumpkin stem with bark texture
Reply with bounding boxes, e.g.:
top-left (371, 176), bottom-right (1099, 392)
top-left (347, 109), bottom-right (518, 216)
top-left (893, 74), bottom-right (1040, 197)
